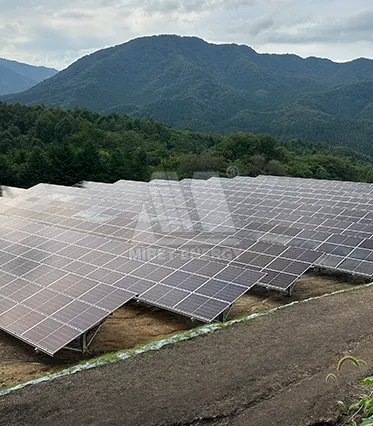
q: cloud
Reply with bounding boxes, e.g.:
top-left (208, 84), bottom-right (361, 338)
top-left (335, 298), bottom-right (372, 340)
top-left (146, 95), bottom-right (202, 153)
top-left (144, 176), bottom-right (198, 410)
top-left (56, 11), bottom-right (92, 19)
top-left (0, 0), bottom-right (371, 68)
top-left (264, 8), bottom-right (373, 44)
top-left (139, 0), bottom-right (256, 14)
top-left (229, 15), bottom-right (276, 37)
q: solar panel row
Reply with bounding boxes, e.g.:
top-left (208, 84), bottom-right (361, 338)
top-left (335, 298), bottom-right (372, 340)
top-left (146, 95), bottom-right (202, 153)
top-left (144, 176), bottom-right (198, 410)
top-left (0, 195), bottom-right (317, 292)
top-left (2, 174), bottom-right (373, 355)
top-left (0, 205), bottom-right (265, 354)
top-left (0, 180), bottom-right (354, 279)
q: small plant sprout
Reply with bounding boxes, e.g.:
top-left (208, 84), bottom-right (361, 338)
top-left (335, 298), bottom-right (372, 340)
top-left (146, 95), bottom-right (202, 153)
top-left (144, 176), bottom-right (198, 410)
top-left (338, 356), bottom-right (368, 371)
top-left (327, 357), bottom-right (373, 425)
top-left (326, 356), bottom-right (367, 383)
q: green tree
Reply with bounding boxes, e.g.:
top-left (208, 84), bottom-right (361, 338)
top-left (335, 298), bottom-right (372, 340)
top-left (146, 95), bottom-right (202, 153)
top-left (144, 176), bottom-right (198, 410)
top-left (19, 147), bottom-right (52, 187)
top-left (314, 165), bottom-right (329, 179)
top-left (49, 143), bottom-right (80, 186)
top-left (76, 142), bottom-right (103, 182)
top-left (34, 111), bottom-right (57, 142)
top-left (177, 154), bottom-right (227, 179)
top-left (266, 160), bottom-right (287, 176)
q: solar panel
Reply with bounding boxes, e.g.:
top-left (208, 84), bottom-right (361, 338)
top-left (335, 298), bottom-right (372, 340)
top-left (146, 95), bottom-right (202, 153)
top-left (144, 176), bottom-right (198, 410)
top-left (0, 188), bottom-right (269, 354)
top-left (3, 174), bottom-right (373, 355)
top-left (0, 281), bottom-right (134, 356)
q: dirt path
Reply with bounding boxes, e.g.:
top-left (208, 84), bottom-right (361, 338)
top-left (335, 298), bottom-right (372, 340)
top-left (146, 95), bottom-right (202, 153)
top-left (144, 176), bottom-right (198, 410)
top-left (2, 284), bottom-right (373, 426)
top-left (0, 275), bottom-right (358, 388)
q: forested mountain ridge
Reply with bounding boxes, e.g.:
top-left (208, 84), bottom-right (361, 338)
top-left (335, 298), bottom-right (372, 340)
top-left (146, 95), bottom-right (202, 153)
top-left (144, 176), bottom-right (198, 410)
top-left (3, 35), bottom-right (373, 153)
top-left (0, 58), bottom-right (57, 95)
top-left (0, 102), bottom-right (373, 189)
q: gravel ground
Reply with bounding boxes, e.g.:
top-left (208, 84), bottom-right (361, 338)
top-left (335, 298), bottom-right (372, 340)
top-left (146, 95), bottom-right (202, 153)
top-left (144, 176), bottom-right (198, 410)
top-left (1, 285), bottom-right (373, 426)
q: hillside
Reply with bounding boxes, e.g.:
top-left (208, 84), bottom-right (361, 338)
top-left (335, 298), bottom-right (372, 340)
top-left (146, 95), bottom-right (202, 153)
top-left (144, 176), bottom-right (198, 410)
top-left (0, 102), bottom-right (373, 189)
top-left (2, 286), bottom-right (373, 425)
top-left (3, 35), bottom-right (373, 153)
top-left (0, 58), bottom-right (57, 95)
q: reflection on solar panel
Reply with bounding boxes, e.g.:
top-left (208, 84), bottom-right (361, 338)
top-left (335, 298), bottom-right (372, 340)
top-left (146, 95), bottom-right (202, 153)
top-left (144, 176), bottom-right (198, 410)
top-left (2, 174), bottom-right (373, 355)
top-left (0, 218), bottom-right (264, 354)
top-left (0, 190), bottom-right (265, 354)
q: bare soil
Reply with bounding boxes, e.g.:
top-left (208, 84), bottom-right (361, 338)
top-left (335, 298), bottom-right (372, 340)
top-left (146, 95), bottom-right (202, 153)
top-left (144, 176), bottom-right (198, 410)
top-left (1, 279), bottom-right (373, 426)
top-left (0, 274), bottom-right (359, 389)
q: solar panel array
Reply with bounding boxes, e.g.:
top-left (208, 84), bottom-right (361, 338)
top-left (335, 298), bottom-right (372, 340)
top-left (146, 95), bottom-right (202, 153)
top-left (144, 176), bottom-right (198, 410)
top-left (228, 176), bottom-right (373, 278)
top-left (0, 180), bottom-right (321, 292)
top-left (1, 174), bottom-right (373, 355)
top-left (0, 181), bottom-right (268, 355)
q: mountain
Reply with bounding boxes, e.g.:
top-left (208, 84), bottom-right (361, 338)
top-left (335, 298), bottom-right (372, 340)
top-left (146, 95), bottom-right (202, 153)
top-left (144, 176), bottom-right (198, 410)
top-left (4, 35), bottom-right (373, 153)
top-left (0, 58), bottom-right (57, 95)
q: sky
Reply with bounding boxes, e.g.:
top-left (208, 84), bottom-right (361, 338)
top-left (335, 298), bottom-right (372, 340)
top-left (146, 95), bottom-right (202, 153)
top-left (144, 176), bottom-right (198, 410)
top-left (1, 0), bottom-right (372, 70)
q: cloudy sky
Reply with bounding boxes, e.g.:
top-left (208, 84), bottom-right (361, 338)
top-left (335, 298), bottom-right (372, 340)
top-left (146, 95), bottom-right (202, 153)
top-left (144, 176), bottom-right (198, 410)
top-left (1, 0), bottom-right (372, 69)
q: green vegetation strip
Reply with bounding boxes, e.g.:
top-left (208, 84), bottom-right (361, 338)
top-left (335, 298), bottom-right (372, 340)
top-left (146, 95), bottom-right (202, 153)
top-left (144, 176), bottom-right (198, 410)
top-left (1, 104), bottom-right (373, 190)
top-left (1, 282), bottom-right (373, 397)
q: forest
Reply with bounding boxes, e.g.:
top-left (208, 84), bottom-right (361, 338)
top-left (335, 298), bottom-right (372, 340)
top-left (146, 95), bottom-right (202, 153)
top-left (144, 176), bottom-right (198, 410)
top-left (1, 102), bottom-right (373, 189)
top-left (5, 35), bottom-right (373, 155)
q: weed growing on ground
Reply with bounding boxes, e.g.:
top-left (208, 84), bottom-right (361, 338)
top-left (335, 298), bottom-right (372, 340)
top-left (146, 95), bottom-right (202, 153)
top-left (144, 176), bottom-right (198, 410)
top-left (327, 356), bottom-right (373, 425)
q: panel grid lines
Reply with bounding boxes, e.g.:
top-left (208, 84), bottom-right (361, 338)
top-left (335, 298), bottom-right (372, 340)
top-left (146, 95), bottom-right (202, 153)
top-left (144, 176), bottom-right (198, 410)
top-left (3, 175), bottom-right (373, 355)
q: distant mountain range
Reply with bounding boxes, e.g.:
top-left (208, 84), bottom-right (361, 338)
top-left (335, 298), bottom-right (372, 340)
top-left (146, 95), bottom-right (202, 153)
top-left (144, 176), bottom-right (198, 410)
top-left (3, 35), bottom-right (373, 153)
top-left (0, 58), bottom-right (57, 95)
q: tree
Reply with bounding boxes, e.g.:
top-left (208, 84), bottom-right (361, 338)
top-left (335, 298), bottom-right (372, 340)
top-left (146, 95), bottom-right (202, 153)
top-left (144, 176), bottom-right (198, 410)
top-left (314, 165), bottom-right (329, 180)
top-left (266, 160), bottom-right (287, 176)
top-left (76, 141), bottom-right (103, 182)
top-left (0, 130), bottom-right (15, 154)
top-left (55, 116), bottom-right (75, 141)
top-left (19, 147), bottom-right (52, 187)
top-left (177, 154), bottom-right (227, 179)
top-left (0, 102), bottom-right (371, 189)
top-left (34, 111), bottom-right (57, 142)
top-left (0, 156), bottom-right (13, 187)
top-left (49, 143), bottom-right (80, 186)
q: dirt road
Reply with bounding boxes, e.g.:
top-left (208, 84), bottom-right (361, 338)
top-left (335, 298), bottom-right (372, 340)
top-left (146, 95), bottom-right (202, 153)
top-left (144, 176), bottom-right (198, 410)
top-left (2, 285), bottom-right (373, 426)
